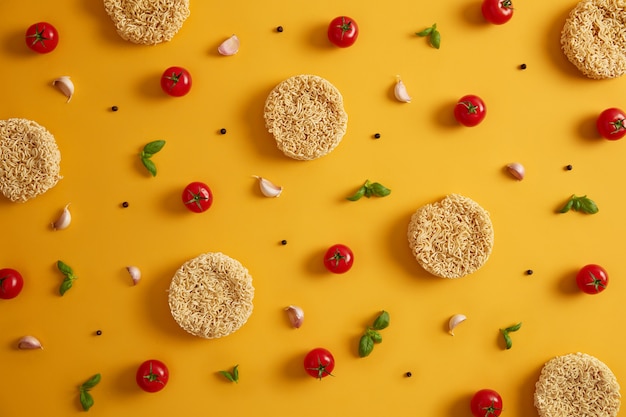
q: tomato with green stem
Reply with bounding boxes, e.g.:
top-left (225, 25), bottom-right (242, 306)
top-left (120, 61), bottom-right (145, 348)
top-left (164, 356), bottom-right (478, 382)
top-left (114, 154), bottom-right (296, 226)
top-left (323, 244), bottom-right (354, 273)
top-left (182, 182), bottom-right (213, 213)
top-left (161, 66), bottom-right (192, 97)
top-left (136, 359), bottom-right (169, 392)
top-left (327, 16), bottom-right (359, 47)
top-left (481, 0), bottom-right (514, 25)
top-left (0, 268), bottom-right (23, 299)
top-left (454, 95), bottom-right (487, 127)
top-left (303, 348), bottom-right (335, 379)
top-left (25, 22), bottom-right (59, 53)
top-left (471, 389), bottom-right (503, 417)
top-left (597, 108), bottom-right (626, 140)
top-left (576, 264), bottom-right (608, 294)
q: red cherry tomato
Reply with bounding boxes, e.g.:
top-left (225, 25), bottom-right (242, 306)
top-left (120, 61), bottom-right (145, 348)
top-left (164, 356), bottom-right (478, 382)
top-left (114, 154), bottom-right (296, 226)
top-left (182, 182), bottom-right (213, 213)
top-left (471, 389), bottom-right (503, 417)
top-left (323, 244), bottom-right (354, 274)
top-left (596, 108), bottom-right (626, 140)
top-left (160, 66), bottom-right (192, 97)
top-left (327, 16), bottom-right (359, 47)
top-left (25, 22), bottom-right (59, 53)
top-left (0, 268), bottom-right (24, 299)
top-left (576, 264), bottom-right (608, 294)
top-left (136, 359), bottom-right (169, 392)
top-left (303, 348), bottom-right (335, 379)
top-left (481, 0), bottom-right (514, 25)
top-left (454, 95), bottom-right (487, 127)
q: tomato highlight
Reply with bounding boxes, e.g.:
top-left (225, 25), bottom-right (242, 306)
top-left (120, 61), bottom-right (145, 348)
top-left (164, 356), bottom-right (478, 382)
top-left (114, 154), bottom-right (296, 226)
top-left (576, 264), bottom-right (609, 294)
top-left (323, 244), bottom-right (354, 274)
top-left (327, 16), bottom-right (359, 47)
top-left (25, 22), bottom-right (59, 53)
top-left (182, 182), bottom-right (213, 213)
top-left (454, 95), bottom-right (487, 127)
top-left (161, 66), bottom-right (192, 97)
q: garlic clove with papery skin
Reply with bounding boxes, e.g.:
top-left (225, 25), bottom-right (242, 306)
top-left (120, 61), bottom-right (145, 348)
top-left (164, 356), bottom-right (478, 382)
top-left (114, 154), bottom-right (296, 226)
top-left (52, 76), bottom-right (74, 102)
top-left (17, 335), bottom-right (43, 350)
top-left (253, 176), bottom-right (283, 198)
top-left (218, 35), bottom-right (240, 56)
top-left (394, 76), bottom-right (411, 103)
top-left (506, 162), bottom-right (525, 180)
top-left (448, 314), bottom-right (467, 335)
top-left (51, 204), bottom-right (71, 230)
top-left (126, 266), bottom-right (141, 285)
top-left (285, 305), bottom-right (304, 328)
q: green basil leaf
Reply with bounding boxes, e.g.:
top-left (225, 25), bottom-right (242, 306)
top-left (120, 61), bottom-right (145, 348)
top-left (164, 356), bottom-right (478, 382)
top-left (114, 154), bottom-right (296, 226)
top-left (505, 322), bottom-right (522, 333)
top-left (57, 260), bottom-right (73, 276)
top-left (358, 334), bottom-right (375, 357)
top-left (370, 182), bottom-right (391, 197)
top-left (80, 390), bottom-right (94, 411)
top-left (500, 329), bottom-right (513, 349)
top-left (81, 374), bottom-right (101, 390)
top-left (572, 198), bottom-right (582, 211)
top-left (368, 329), bottom-right (383, 344)
top-left (559, 198), bottom-right (574, 213)
top-left (430, 30), bottom-right (441, 49)
top-left (219, 370), bottom-right (236, 383)
top-left (232, 365), bottom-right (239, 383)
top-left (580, 197), bottom-right (598, 214)
top-left (143, 140), bottom-right (166, 155)
top-left (416, 27), bottom-right (433, 37)
top-left (372, 310), bottom-right (390, 330)
top-left (346, 186), bottom-right (366, 201)
top-left (59, 277), bottom-right (73, 296)
top-left (141, 157), bottom-right (157, 177)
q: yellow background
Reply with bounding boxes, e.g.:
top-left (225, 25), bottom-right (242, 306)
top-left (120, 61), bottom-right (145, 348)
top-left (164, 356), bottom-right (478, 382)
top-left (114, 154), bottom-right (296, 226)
top-left (1, 1), bottom-right (625, 416)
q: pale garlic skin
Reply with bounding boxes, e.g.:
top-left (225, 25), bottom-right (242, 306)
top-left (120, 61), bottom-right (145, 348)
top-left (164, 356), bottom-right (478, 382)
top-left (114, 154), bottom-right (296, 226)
top-left (17, 335), bottom-right (43, 349)
top-left (394, 77), bottom-right (411, 103)
top-left (506, 163), bottom-right (525, 180)
top-left (285, 305), bottom-right (304, 328)
top-left (218, 35), bottom-right (239, 55)
top-left (253, 176), bottom-right (283, 197)
top-left (448, 314), bottom-right (467, 335)
top-left (52, 76), bottom-right (74, 102)
top-left (51, 204), bottom-right (71, 230)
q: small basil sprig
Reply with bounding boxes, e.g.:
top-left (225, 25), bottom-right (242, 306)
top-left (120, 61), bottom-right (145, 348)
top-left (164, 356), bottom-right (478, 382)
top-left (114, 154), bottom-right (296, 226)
top-left (416, 23), bottom-right (441, 49)
top-left (78, 373), bottom-right (101, 411)
top-left (359, 310), bottom-right (390, 357)
top-left (347, 180), bottom-right (391, 201)
top-left (140, 140), bottom-right (166, 177)
top-left (57, 260), bottom-right (77, 296)
top-left (500, 322), bottom-right (522, 350)
top-left (219, 364), bottom-right (239, 383)
top-left (559, 194), bottom-right (598, 214)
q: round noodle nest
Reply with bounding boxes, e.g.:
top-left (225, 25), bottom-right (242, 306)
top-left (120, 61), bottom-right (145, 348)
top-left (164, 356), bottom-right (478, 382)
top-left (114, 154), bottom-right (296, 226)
top-left (264, 74), bottom-right (348, 160)
top-left (0, 118), bottom-right (62, 203)
top-left (407, 194), bottom-right (494, 278)
top-left (103, 0), bottom-right (190, 45)
top-left (561, 0), bottom-right (626, 79)
top-left (534, 352), bottom-right (621, 417)
top-left (168, 252), bottom-right (254, 339)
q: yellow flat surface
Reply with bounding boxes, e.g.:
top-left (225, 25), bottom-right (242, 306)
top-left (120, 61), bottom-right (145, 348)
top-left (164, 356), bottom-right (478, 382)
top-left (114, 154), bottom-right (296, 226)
top-left (1, 1), bottom-right (625, 416)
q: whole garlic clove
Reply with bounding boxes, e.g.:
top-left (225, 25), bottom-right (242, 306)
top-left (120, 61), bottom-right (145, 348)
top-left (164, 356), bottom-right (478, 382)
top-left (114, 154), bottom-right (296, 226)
top-left (52, 76), bottom-right (74, 102)
top-left (51, 204), bottom-right (71, 230)
top-left (448, 314), bottom-right (467, 335)
top-left (218, 35), bottom-right (240, 56)
top-left (506, 162), bottom-right (525, 180)
top-left (285, 305), bottom-right (304, 328)
top-left (394, 76), bottom-right (411, 103)
top-left (126, 266), bottom-right (141, 285)
top-left (253, 176), bottom-right (283, 197)
top-left (17, 335), bottom-right (43, 350)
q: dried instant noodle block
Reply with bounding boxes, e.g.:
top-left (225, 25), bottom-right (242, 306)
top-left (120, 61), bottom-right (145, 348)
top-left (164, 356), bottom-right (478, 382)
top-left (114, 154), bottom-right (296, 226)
top-left (264, 74), bottom-right (348, 160)
top-left (407, 194), bottom-right (494, 278)
top-left (0, 118), bottom-right (62, 202)
top-left (103, 0), bottom-right (190, 45)
top-left (534, 352), bottom-right (621, 417)
top-left (561, 0), bottom-right (626, 79)
top-left (168, 252), bottom-right (254, 339)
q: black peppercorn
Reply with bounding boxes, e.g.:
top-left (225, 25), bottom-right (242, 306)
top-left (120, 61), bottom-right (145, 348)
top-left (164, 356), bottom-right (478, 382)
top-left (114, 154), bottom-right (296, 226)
top-left (111, 106), bottom-right (118, 112)
top-left (405, 372), bottom-right (412, 377)
top-left (281, 240), bottom-right (287, 245)
top-left (277, 26), bottom-right (284, 33)
top-left (122, 201), bottom-right (129, 208)
top-left (565, 164), bottom-right (573, 171)
top-left (220, 128), bottom-right (227, 134)
top-left (526, 269), bottom-right (534, 275)
top-left (96, 330), bottom-right (102, 336)
top-left (374, 133), bottom-right (381, 139)
top-left (520, 64), bottom-right (527, 70)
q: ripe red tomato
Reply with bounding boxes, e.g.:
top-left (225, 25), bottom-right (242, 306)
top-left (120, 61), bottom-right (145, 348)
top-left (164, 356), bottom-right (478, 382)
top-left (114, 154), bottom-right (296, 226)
top-left (182, 182), bottom-right (213, 213)
top-left (303, 348), bottom-right (335, 379)
top-left (0, 268), bottom-right (24, 299)
top-left (327, 16), bottom-right (359, 47)
top-left (481, 0), bottom-right (514, 25)
top-left (136, 359), bottom-right (169, 392)
top-left (25, 22), bottom-right (59, 53)
top-left (323, 244), bottom-right (354, 273)
top-left (161, 66), bottom-right (192, 97)
top-left (471, 389), bottom-right (503, 417)
top-left (596, 108), bottom-right (626, 140)
top-left (454, 95), bottom-right (487, 127)
top-left (576, 264), bottom-right (608, 294)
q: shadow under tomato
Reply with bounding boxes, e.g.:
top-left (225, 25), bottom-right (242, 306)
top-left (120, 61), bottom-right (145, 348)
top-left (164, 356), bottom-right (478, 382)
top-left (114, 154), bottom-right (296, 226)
top-left (447, 391), bottom-right (473, 417)
top-left (557, 267), bottom-right (580, 295)
top-left (305, 247), bottom-right (332, 277)
top-left (1, 30), bottom-right (33, 57)
top-left (137, 71), bottom-right (168, 100)
top-left (306, 22), bottom-right (335, 50)
top-left (110, 362), bottom-right (141, 398)
top-left (460, 1), bottom-right (488, 26)
top-left (435, 100), bottom-right (462, 129)
top-left (283, 349), bottom-right (310, 380)
top-left (577, 113), bottom-right (601, 142)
